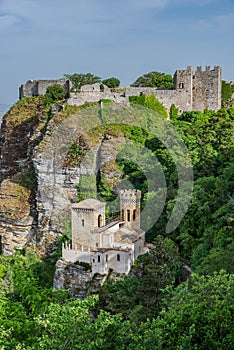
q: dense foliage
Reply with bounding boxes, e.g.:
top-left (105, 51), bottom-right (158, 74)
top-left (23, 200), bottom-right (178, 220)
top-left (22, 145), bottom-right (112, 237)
top-left (222, 80), bottom-right (234, 106)
top-left (1, 97), bottom-right (234, 348)
top-left (129, 93), bottom-right (168, 118)
top-left (131, 71), bottom-right (174, 88)
top-left (1, 253), bottom-right (234, 349)
top-left (102, 77), bottom-right (120, 88)
top-left (43, 84), bottom-right (66, 107)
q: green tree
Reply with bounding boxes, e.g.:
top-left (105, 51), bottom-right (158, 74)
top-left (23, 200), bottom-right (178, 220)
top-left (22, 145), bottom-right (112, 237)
top-left (128, 93), bottom-right (168, 118)
top-left (135, 236), bottom-right (181, 321)
top-left (131, 71), bottom-right (174, 88)
top-left (43, 84), bottom-right (66, 107)
top-left (222, 80), bottom-right (234, 106)
top-left (64, 73), bottom-right (101, 91)
top-left (98, 276), bottom-right (141, 320)
top-left (102, 77), bottom-right (120, 88)
top-left (137, 272), bottom-right (234, 350)
top-left (98, 236), bottom-right (181, 323)
top-left (169, 103), bottom-right (179, 119)
top-left (145, 93), bottom-right (168, 118)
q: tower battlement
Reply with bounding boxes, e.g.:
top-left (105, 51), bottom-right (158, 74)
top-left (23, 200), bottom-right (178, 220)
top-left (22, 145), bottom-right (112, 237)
top-left (195, 65), bottom-right (221, 73)
top-left (119, 189), bottom-right (141, 200)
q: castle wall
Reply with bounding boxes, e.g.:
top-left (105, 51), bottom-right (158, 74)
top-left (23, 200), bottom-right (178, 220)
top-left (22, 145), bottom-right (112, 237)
top-left (192, 66), bottom-right (222, 111)
top-left (108, 250), bottom-right (132, 274)
top-left (19, 79), bottom-right (70, 98)
top-left (133, 238), bottom-right (144, 261)
top-left (92, 251), bottom-right (109, 275)
top-left (62, 247), bottom-right (91, 264)
top-left (101, 223), bottom-right (120, 247)
top-left (92, 249), bottom-right (132, 275)
top-left (67, 84), bottom-right (127, 106)
top-left (119, 66), bottom-right (221, 113)
top-left (19, 65), bottom-right (222, 117)
top-left (71, 208), bottom-right (104, 250)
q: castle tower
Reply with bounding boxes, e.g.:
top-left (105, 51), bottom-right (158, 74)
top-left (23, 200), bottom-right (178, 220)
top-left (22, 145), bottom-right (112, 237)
top-left (192, 66), bottom-right (222, 111)
top-left (120, 189), bottom-right (141, 230)
top-left (71, 199), bottom-right (106, 250)
top-left (174, 66), bottom-right (193, 111)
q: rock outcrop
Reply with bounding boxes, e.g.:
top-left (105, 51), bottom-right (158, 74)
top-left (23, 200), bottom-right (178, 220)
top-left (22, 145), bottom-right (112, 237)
top-left (53, 259), bottom-right (107, 298)
top-left (0, 100), bottom-right (124, 255)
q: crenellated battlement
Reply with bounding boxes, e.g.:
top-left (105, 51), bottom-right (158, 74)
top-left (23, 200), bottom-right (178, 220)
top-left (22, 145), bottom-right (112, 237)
top-left (194, 65), bottom-right (221, 73)
top-left (120, 189), bottom-right (141, 200)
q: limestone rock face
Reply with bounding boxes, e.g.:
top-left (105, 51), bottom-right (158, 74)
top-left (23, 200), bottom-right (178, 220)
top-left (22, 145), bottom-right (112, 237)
top-left (0, 101), bottom-right (124, 255)
top-left (0, 98), bottom-right (46, 254)
top-left (53, 259), bottom-right (107, 298)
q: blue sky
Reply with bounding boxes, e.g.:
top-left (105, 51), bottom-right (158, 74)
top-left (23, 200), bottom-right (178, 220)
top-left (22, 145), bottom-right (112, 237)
top-left (1, 0), bottom-right (234, 105)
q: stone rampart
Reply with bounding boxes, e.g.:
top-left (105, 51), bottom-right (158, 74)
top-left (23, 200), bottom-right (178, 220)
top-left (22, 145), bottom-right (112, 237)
top-left (19, 66), bottom-right (222, 113)
top-left (19, 79), bottom-right (70, 99)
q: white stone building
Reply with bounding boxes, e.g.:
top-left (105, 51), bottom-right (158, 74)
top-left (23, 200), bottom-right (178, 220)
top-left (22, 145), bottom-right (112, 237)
top-left (62, 189), bottom-right (146, 275)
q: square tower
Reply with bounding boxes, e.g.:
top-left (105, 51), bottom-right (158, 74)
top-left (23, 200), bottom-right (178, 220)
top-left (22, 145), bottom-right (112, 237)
top-left (192, 66), bottom-right (222, 111)
top-left (71, 199), bottom-right (106, 250)
top-left (120, 189), bottom-right (141, 230)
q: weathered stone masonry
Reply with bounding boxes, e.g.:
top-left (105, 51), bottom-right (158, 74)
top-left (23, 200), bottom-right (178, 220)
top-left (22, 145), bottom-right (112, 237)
top-left (19, 79), bottom-right (71, 99)
top-left (62, 189), bottom-right (146, 276)
top-left (19, 66), bottom-right (222, 113)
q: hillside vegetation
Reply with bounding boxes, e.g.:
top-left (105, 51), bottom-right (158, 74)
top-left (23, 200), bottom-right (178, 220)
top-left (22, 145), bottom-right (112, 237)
top-left (0, 88), bottom-right (233, 348)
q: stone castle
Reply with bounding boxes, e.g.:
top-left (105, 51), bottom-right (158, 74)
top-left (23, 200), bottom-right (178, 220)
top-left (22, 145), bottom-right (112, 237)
top-left (19, 65), bottom-right (222, 113)
top-left (62, 189), bottom-right (146, 275)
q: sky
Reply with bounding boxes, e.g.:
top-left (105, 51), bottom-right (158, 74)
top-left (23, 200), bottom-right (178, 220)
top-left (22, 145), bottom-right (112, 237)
top-left (1, 0), bottom-right (234, 106)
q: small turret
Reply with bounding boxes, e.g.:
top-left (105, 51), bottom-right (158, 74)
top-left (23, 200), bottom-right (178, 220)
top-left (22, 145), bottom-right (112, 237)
top-left (119, 189), bottom-right (141, 230)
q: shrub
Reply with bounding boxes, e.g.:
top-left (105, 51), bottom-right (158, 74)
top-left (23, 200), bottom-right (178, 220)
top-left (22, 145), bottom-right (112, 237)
top-left (44, 84), bottom-right (66, 107)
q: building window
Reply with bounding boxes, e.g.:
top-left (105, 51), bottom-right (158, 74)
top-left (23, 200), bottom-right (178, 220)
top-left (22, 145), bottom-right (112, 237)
top-left (106, 255), bottom-right (108, 262)
top-left (122, 209), bottom-right (124, 220)
top-left (133, 209), bottom-right (136, 221)
top-left (98, 255), bottom-right (100, 263)
top-left (96, 243), bottom-right (98, 249)
top-left (117, 254), bottom-right (120, 261)
top-left (98, 214), bottom-right (102, 228)
top-left (93, 259), bottom-right (95, 263)
top-left (82, 219), bottom-right (84, 227)
top-left (179, 83), bottom-right (184, 89)
top-left (127, 210), bottom-right (130, 222)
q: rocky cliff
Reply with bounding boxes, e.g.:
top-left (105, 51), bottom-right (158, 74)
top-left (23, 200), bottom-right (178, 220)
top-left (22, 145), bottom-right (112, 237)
top-left (0, 98), bottom-right (124, 256)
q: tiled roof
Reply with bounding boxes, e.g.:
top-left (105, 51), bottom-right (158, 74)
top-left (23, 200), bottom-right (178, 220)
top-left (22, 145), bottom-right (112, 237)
top-left (72, 199), bottom-right (105, 209)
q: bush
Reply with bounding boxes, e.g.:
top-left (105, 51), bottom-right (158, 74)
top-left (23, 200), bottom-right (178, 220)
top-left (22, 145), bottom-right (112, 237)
top-left (102, 77), bottom-right (120, 88)
top-left (44, 84), bottom-right (66, 107)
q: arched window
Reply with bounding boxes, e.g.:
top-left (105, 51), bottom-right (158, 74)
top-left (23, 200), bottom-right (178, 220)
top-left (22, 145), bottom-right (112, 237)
top-left (117, 254), bottom-right (120, 261)
top-left (98, 214), bottom-right (102, 228)
top-left (133, 209), bottom-right (136, 221)
top-left (127, 210), bottom-right (130, 222)
top-left (82, 219), bottom-right (84, 227)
